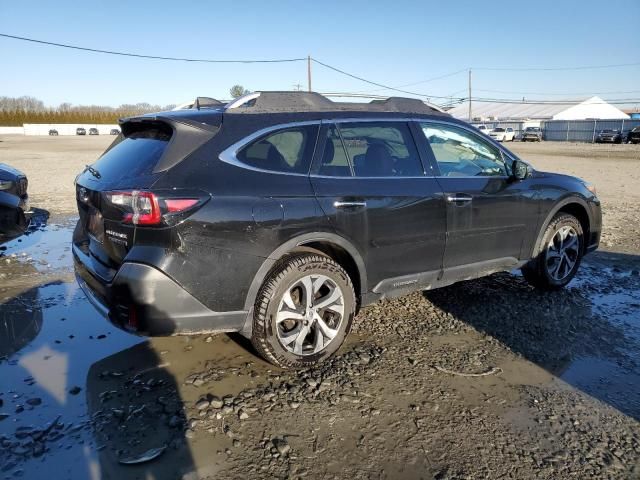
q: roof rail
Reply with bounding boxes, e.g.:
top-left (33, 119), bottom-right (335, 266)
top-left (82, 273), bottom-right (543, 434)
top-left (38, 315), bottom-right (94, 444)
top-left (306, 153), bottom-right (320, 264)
top-left (225, 91), bottom-right (446, 115)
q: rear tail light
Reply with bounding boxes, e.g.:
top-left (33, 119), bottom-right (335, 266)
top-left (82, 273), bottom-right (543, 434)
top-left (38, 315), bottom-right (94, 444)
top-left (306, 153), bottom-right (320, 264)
top-left (105, 190), bottom-right (204, 226)
top-left (165, 198), bottom-right (199, 213)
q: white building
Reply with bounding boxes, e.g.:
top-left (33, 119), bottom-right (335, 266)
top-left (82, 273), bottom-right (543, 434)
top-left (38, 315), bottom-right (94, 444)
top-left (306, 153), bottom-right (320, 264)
top-left (449, 96), bottom-right (630, 122)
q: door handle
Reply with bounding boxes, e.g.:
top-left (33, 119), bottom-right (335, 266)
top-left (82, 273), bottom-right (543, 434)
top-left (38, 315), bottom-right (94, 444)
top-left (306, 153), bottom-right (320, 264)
top-left (446, 195), bottom-right (473, 203)
top-left (334, 200), bottom-right (367, 208)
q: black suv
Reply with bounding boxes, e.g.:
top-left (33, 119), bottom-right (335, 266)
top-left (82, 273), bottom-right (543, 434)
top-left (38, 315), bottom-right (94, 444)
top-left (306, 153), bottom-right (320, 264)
top-left (628, 126), bottom-right (640, 144)
top-left (595, 129), bottom-right (623, 144)
top-left (73, 92), bottom-right (601, 368)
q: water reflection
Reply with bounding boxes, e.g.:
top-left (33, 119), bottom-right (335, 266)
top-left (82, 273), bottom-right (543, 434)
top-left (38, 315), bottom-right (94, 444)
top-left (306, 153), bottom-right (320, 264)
top-left (87, 343), bottom-right (195, 479)
top-left (0, 280), bottom-right (42, 358)
top-left (0, 283), bottom-right (143, 479)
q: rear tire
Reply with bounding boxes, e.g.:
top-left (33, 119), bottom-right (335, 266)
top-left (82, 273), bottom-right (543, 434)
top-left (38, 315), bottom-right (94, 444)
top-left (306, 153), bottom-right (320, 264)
top-left (252, 253), bottom-right (356, 369)
top-left (522, 213), bottom-right (584, 290)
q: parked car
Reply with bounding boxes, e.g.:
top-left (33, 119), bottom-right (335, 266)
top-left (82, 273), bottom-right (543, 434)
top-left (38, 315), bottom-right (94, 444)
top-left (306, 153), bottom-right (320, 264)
top-left (475, 124), bottom-right (490, 135)
top-left (48, 129), bottom-right (59, 136)
top-left (73, 92), bottom-right (601, 368)
top-left (76, 127), bottom-right (86, 136)
top-left (110, 128), bottom-right (120, 136)
top-left (521, 126), bottom-right (542, 142)
top-left (489, 127), bottom-right (515, 142)
top-left (595, 129), bottom-right (623, 144)
top-left (627, 126), bottom-right (640, 144)
top-left (89, 128), bottom-right (99, 136)
top-left (0, 163), bottom-right (30, 239)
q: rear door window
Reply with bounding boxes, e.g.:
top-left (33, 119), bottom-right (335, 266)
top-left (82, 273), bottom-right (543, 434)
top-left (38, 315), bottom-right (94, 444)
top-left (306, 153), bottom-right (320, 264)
top-left (237, 126), bottom-right (317, 174)
top-left (316, 122), bottom-right (423, 177)
top-left (318, 125), bottom-right (352, 177)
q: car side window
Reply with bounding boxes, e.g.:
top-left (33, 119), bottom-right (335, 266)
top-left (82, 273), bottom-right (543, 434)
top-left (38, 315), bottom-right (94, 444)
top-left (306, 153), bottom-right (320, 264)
top-left (421, 123), bottom-right (508, 177)
top-left (318, 125), bottom-right (352, 177)
top-left (237, 126), bottom-right (315, 174)
top-left (338, 122), bottom-right (423, 177)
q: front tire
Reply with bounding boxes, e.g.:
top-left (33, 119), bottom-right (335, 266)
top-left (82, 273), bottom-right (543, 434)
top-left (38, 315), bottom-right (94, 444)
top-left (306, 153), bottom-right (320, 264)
top-left (252, 253), bottom-right (356, 369)
top-left (522, 213), bottom-right (584, 290)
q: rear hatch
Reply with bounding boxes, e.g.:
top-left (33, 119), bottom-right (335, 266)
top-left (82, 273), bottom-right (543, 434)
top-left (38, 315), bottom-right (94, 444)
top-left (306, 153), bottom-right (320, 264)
top-left (74, 112), bottom-right (220, 273)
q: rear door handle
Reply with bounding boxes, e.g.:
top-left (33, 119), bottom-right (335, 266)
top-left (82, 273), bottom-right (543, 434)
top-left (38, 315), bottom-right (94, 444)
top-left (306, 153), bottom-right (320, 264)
top-left (334, 200), bottom-right (367, 208)
top-left (446, 194), bottom-right (473, 204)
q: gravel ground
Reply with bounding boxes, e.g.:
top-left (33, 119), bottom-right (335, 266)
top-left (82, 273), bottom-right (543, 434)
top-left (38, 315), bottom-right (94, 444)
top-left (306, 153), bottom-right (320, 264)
top-left (0, 136), bottom-right (639, 479)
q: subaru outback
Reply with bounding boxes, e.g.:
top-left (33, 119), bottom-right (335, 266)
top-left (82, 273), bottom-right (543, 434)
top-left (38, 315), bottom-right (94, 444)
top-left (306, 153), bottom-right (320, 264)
top-left (73, 92), bottom-right (601, 368)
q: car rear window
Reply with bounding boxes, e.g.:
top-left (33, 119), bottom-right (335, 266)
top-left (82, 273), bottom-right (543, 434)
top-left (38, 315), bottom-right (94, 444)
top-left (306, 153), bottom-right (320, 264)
top-left (91, 128), bottom-right (171, 183)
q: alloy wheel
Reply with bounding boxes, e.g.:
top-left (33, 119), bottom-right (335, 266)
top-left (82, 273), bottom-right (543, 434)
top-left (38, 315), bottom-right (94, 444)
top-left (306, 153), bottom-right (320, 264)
top-left (545, 226), bottom-right (580, 281)
top-left (275, 274), bottom-right (345, 356)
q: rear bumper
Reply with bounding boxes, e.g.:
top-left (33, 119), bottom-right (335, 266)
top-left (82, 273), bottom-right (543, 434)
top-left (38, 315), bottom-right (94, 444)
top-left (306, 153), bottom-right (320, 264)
top-left (73, 244), bottom-right (248, 336)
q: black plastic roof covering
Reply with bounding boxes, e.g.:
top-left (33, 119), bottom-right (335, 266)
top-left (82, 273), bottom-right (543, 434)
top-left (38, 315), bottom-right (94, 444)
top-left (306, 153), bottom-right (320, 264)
top-left (229, 91), bottom-right (447, 116)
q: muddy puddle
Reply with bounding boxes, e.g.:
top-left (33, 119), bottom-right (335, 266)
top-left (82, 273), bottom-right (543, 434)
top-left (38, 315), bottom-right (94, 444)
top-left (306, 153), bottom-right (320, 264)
top-left (1, 217), bottom-right (639, 478)
top-left (555, 260), bottom-right (640, 419)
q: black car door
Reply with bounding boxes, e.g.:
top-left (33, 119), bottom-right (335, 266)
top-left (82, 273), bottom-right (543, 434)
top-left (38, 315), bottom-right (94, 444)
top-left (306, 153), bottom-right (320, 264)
top-left (415, 120), bottom-right (538, 278)
top-left (310, 120), bottom-right (446, 293)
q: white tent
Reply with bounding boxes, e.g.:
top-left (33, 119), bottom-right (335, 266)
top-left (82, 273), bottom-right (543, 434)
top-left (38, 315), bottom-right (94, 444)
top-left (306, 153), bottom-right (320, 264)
top-left (551, 96), bottom-right (629, 120)
top-left (449, 96), bottom-right (630, 121)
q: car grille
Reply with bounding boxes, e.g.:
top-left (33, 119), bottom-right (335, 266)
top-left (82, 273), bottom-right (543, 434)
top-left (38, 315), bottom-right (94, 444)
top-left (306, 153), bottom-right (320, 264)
top-left (16, 177), bottom-right (28, 197)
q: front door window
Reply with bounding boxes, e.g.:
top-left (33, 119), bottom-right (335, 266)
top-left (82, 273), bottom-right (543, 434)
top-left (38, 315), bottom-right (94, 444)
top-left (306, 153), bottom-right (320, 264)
top-left (421, 124), bottom-right (508, 177)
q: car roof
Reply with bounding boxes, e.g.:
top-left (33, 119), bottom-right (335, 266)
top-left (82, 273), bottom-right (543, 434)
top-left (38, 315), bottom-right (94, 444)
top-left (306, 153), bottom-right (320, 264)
top-left (225, 91), bottom-right (447, 115)
top-left (128, 92), bottom-right (455, 133)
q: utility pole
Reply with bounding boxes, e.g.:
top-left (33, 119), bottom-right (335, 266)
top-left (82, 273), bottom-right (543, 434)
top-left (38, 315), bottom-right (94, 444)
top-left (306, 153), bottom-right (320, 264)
top-left (307, 55), bottom-right (312, 92)
top-left (468, 69), bottom-right (472, 121)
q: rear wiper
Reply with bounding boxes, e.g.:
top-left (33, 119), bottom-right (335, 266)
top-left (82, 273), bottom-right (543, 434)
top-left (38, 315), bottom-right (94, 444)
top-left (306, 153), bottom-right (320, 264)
top-left (84, 165), bottom-right (102, 179)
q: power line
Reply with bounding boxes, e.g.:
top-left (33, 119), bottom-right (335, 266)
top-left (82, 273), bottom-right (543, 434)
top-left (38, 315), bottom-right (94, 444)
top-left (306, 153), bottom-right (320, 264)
top-left (473, 62), bottom-right (640, 71)
top-left (470, 97), bottom-right (640, 105)
top-left (474, 88), bottom-right (640, 96)
top-left (0, 33), bottom-right (306, 63)
top-left (311, 58), bottom-right (463, 100)
top-left (3, 32), bottom-right (639, 104)
top-left (354, 68), bottom-right (468, 93)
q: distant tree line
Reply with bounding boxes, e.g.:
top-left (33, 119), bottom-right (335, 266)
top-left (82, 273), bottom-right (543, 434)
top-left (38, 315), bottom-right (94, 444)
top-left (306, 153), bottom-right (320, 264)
top-left (0, 96), bottom-right (177, 126)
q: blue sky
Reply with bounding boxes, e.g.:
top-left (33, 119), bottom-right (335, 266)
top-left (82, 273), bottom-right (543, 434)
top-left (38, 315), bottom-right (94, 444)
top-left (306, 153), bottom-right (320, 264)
top-left (1, 0), bottom-right (639, 108)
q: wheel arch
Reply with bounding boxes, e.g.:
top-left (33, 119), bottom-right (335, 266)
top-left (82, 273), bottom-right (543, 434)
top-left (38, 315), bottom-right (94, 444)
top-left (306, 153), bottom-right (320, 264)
top-left (240, 232), bottom-right (367, 335)
top-left (531, 197), bottom-right (592, 258)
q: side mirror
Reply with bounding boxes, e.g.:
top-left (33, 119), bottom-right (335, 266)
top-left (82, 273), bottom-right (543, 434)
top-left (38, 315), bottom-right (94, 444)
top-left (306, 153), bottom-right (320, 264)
top-left (512, 160), bottom-right (530, 181)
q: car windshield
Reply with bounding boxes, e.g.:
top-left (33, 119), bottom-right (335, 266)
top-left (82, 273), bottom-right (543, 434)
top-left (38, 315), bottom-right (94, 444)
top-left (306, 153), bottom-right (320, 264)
top-left (493, 128), bottom-right (505, 132)
top-left (525, 127), bottom-right (540, 132)
top-left (601, 129), bottom-right (617, 133)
